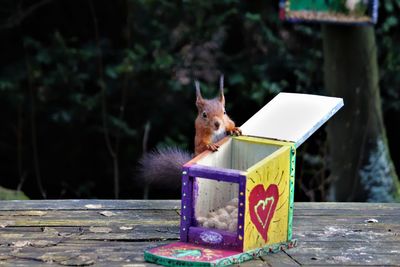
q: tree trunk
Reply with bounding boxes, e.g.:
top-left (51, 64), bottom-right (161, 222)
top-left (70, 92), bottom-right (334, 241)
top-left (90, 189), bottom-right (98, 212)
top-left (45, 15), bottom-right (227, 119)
top-left (322, 25), bottom-right (400, 202)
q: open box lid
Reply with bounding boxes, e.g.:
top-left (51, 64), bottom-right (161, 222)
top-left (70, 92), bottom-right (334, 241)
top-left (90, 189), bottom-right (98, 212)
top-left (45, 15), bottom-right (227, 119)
top-left (240, 93), bottom-right (344, 148)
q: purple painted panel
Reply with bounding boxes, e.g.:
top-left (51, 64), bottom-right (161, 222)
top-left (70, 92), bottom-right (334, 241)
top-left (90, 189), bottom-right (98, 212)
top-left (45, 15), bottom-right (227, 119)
top-left (186, 164), bottom-right (245, 250)
top-left (188, 226), bottom-right (241, 251)
top-left (180, 167), bottom-right (192, 242)
top-left (184, 164), bottom-right (246, 250)
top-left (237, 175), bottom-right (246, 250)
top-left (187, 164), bottom-right (243, 183)
top-left (192, 176), bottom-right (199, 227)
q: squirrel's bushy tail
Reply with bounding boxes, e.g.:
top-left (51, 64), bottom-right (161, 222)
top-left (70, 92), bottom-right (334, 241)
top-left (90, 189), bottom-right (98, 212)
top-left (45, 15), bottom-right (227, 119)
top-left (138, 147), bottom-right (192, 199)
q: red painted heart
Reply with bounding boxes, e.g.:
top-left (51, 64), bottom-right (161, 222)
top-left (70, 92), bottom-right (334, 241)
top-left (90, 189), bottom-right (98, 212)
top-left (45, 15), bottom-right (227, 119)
top-left (249, 184), bottom-right (279, 241)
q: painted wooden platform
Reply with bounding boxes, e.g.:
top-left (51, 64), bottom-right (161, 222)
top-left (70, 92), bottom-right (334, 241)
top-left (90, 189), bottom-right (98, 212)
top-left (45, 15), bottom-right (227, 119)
top-left (0, 200), bottom-right (398, 266)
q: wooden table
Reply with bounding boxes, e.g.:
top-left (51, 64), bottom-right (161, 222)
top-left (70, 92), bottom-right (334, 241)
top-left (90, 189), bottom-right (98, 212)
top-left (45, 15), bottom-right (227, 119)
top-left (0, 200), bottom-right (398, 266)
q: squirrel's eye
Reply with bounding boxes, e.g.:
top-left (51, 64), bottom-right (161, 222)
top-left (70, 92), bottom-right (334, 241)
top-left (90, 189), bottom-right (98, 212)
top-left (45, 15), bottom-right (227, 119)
top-left (202, 111), bottom-right (207, 118)
top-left (223, 110), bottom-right (226, 115)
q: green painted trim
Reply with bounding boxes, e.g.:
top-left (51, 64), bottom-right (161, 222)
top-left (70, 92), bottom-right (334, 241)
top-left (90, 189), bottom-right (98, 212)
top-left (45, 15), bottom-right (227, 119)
top-left (144, 251), bottom-right (212, 267)
top-left (289, 0), bottom-right (336, 12)
top-left (215, 240), bottom-right (297, 266)
top-left (287, 145), bottom-right (296, 241)
top-left (144, 240), bottom-right (297, 267)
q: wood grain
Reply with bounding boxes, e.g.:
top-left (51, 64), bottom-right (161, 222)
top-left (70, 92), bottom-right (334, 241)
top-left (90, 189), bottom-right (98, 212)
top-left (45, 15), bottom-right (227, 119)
top-left (0, 200), bottom-right (398, 266)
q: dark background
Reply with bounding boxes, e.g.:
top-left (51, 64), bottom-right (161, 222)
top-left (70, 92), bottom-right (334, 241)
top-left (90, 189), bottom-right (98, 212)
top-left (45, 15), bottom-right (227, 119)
top-left (0, 0), bottom-right (399, 200)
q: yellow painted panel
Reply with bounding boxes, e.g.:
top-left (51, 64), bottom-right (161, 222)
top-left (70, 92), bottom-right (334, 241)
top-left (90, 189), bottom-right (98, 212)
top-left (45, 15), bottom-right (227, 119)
top-left (234, 136), bottom-right (291, 147)
top-left (243, 145), bottom-right (291, 251)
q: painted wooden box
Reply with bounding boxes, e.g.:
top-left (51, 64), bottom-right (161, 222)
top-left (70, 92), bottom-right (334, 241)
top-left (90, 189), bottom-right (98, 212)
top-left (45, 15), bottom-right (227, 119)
top-left (145, 93), bottom-right (343, 266)
top-left (280, 0), bottom-right (379, 25)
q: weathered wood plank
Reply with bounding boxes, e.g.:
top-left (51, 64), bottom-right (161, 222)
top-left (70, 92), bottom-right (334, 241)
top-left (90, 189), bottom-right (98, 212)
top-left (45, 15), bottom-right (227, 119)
top-left (0, 216), bottom-right (177, 227)
top-left (1, 239), bottom-right (300, 267)
top-left (291, 240), bottom-right (400, 253)
top-left (1, 223), bottom-right (396, 244)
top-left (294, 208), bottom-right (400, 216)
top-left (0, 209), bottom-right (180, 221)
top-left (0, 199), bottom-right (181, 211)
top-left (0, 228), bottom-right (180, 245)
top-left (294, 202), bottom-right (400, 210)
top-left (10, 208), bottom-right (389, 221)
top-left (292, 220), bottom-right (400, 242)
top-left (239, 255), bottom-right (300, 267)
top-left (2, 209), bottom-right (398, 242)
top-left (286, 251), bottom-right (400, 266)
top-left (257, 252), bottom-right (301, 266)
top-left (0, 218), bottom-right (178, 228)
top-left (0, 240), bottom-right (169, 266)
top-left (294, 216), bottom-right (400, 226)
top-left (0, 201), bottom-right (399, 266)
top-left (0, 213), bottom-right (179, 229)
top-left (1, 210), bottom-right (396, 226)
top-left (1, 200), bottom-right (398, 211)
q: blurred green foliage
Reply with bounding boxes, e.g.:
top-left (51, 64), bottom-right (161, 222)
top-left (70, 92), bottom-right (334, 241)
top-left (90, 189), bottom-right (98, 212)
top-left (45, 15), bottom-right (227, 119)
top-left (0, 0), bottom-right (399, 199)
top-left (0, 187), bottom-right (28, 200)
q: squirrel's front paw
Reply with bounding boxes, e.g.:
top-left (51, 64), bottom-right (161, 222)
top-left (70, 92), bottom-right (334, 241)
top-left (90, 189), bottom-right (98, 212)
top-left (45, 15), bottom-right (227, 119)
top-left (227, 127), bottom-right (242, 136)
top-left (206, 143), bottom-right (220, 152)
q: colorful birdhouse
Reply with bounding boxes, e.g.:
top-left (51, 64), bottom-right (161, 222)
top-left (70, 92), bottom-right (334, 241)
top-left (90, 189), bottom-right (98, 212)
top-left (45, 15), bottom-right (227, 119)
top-left (145, 93), bottom-right (343, 266)
top-left (280, 0), bottom-right (379, 25)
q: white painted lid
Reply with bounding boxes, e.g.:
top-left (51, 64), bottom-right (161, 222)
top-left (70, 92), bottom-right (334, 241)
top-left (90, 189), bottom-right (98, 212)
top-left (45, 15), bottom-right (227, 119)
top-left (240, 93), bottom-right (344, 148)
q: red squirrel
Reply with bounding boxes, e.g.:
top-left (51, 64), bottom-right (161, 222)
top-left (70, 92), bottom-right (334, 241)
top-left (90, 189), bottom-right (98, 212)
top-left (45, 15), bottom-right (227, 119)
top-left (194, 76), bottom-right (241, 155)
top-left (138, 76), bottom-right (240, 198)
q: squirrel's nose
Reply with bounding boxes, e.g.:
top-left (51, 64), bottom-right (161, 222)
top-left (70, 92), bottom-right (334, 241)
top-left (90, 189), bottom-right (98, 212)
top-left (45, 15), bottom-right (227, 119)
top-left (214, 121), bottom-right (220, 129)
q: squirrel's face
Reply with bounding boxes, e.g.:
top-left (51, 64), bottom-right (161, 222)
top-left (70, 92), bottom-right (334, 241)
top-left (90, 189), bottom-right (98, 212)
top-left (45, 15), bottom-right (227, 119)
top-left (195, 77), bottom-right (228, 133)
top-left (197, 98), bottom-right (227, 132)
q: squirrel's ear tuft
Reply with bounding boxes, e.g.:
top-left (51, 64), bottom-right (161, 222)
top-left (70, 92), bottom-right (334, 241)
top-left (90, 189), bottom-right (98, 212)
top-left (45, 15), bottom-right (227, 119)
top-left (195, 80), bottom-right (204, 108)
top-left (219, 75), bottom-right (225, 105)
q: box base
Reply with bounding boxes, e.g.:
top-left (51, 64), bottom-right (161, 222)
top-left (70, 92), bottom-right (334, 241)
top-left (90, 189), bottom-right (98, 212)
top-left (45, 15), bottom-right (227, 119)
top-left (144, 240), bottom-right (297, 267)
